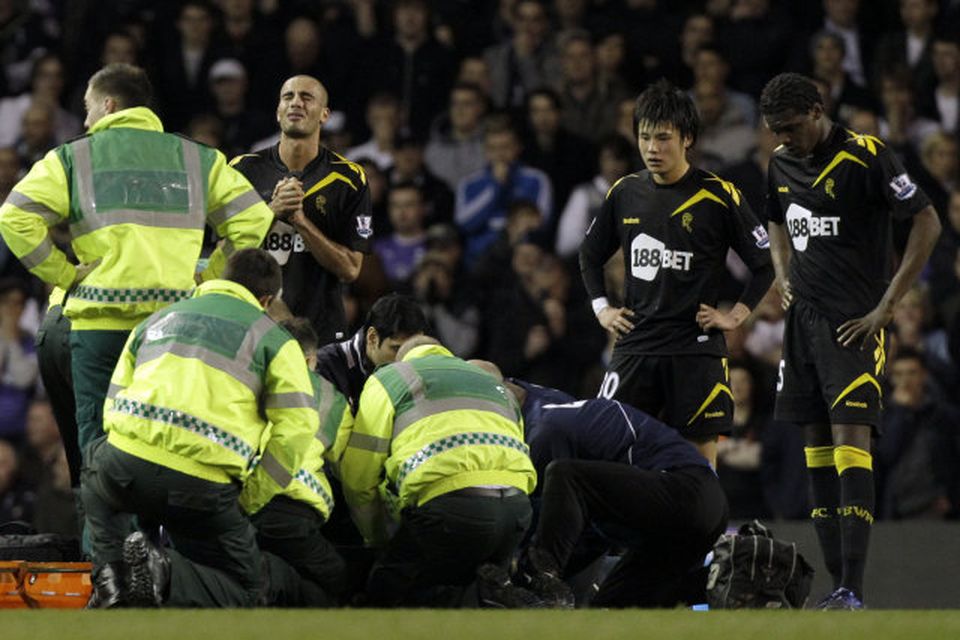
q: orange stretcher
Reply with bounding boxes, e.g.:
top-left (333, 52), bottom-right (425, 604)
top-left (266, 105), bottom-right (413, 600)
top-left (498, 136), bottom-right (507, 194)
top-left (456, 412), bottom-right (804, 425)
top-left (0, 561), bottom-right (92, 608)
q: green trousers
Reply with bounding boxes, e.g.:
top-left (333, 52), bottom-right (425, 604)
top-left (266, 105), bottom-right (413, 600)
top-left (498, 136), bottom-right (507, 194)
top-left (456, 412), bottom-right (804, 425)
top-left (367, 489), bottom-right (532, 606)
top-left (251, 496), bottom-right (347, 605)
top-left (70, 329), bottom-right (130, 459)
top-left (36, 304), bottom-right (79, 486)
top-left (82, 438), bottom-right (263, 607)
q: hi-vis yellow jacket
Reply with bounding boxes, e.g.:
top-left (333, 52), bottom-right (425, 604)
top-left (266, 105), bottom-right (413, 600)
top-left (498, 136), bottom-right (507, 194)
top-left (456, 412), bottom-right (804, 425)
top-left (340, 344), bottom-right (536, 545)
top-left (240, 369), bottom-right (353, 521)
top-left (104, 279), bottom-right (317, 508)
top-left (0, 107), bottom-right (272, 331)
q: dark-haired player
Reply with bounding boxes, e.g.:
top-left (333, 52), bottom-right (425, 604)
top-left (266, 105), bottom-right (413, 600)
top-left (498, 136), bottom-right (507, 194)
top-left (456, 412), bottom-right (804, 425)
top-left (579, 80), bottom-right (774, 467)
top-left (760, 72), bottom-right (941, 609)
top-left (231, 75), bottom-right (372, 345)
top-left (315, 292), bottom-right (429, 414)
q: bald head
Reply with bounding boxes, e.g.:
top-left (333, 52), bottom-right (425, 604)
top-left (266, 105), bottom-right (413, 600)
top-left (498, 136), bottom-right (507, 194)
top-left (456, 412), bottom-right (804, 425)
top-left (396, 334), bottom-right (441, 361)
top-left (277, 75), bottom-right (329, 140)
top-left (467, 359), bottom-right (503, 381)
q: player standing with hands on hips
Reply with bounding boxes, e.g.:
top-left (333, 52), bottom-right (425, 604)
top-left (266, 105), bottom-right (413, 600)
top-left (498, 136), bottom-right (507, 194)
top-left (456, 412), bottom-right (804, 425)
top-left (579, 80), bottom-right (774, 468)
top-left (760, 73), bottom-right (940, 609)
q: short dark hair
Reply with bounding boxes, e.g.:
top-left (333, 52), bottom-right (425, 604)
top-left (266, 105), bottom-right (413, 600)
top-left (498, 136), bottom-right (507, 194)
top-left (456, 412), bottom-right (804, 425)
top-left (280, 317), bottom-right (318, 355)
top-left (366, 293), bottom-right (428, 340)
top-left (760, 73), bottom-right (823, 119)
top-left (598, 134), bottom-right (634, 163)
top-left (527, 87), bottom-right (562, 112)
top-left (88, 63), bottom-right (153, 110)
top-left (810, 29), bottom-right (846, 57)
top-left (633, 79), bottom-right (700, 145)
top-left (223, 248), bottom-right (282, 300)
top-left (892, 345), bottom-right (926, 369)
top-left (0, 277), bottom-right (29, 300)
top-left (388, 181), bottom-right (422, 199)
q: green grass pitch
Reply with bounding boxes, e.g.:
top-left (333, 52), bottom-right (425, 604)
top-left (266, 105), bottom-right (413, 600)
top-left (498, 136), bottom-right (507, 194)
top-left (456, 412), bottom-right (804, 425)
top-left (4, 610), bottom-right (960, 640)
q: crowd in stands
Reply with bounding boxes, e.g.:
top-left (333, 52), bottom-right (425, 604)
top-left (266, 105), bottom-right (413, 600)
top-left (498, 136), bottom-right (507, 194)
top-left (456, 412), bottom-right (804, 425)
top-left (1, 0), bottom-right (960, 527)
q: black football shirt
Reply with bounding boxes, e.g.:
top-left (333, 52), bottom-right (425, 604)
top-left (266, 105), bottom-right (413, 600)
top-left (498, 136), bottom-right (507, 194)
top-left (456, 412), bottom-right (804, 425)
top-left (231, 144), bottom-right (372, 344)
top-left (580, 166), bottom-right (771, 356)
top-left (765, 125), bottom-right (931, 322)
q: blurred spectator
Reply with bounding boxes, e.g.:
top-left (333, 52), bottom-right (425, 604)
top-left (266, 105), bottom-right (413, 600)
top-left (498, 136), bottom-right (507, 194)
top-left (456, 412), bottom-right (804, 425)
top-left (456, 116), bottom-right (552, 267)
top-left (915, 131), bottom-right (958, 218)
top-left (892, 284), bottom-right (955, 389)
top-left (621, 0), bottom-right (683, 89)
top-left (0, 278), bottom-right (38, 447)
top-left (386, 131), bottom-right (453, 227)
top-left (186, 112), bottom-right (225, 149)
top-left (717, 362), bottom-right (770, 519)
top-left (554, 29), bottom-right (623, 143)
top-left (521, 87), bottom-right (590, 223)
top-left (31, 445), bottom-right (76, 536)
top-left (482, 235), bottom-right (554, 380)
top-left (355, 157), bottom-right (388, 232)
top-left (717, 0), bottom-right (792, 98)
top-left (17, 399), bottom-right (59, 488)
top-left (0, 439), bottom-right (34, 523)
top-left (691, 81), bottom-right (756, 172)
top-left (612, 95), bottom-right (644, 170)
top-left (722, 121), bottom-right (780, 217)
top-left (456, 55), bottom-right (493, 99)
top-left (0, 54), bottom-right (81, 148)
top-left (101, 29), bottom-right (139, 66)
top-left (676, 13), bottom-right (715, 90)
top-left (918, 32), bottom-right (960, 134)
top-left (875, 347), bottom-right (960, 520)
top-left (374, 182), bottom-right (428, 287)
top-left (555, 135), bottom-right (633, 258)
top-left (691, 43), bottom-right (758, 126)
top-left (424, 82), bottom-right (488, 191)
top-left (206, 58), bottom-right (273, 157)
top-left (364, 0), bottom-right (455, 138)
top-left (412, 250), bottom-right (481, 358)
top-left (0, 146), bottom-right (19, 200)
top-left (847, 107), bottom-right (881, 136)
top-left (553, 0), bottom-right (588, 32)
top-left (347, 92), bottom-right (401, 171)
top-left (212, 0), bottom-right (283, 106)
top-left (18, 399), bottom-right (76, 535)
top-left (14, 100), bottom-right (56, 166)
top-left (743, 286), bottom-right (786, 370)
top-left (873, 0), bottom-right (939, 95)
top-left (474, 198), bottom-right (544, 296)
top-left (594, 30), bottom-right (632, 96)
top-left (0, 0), bottom-right (58, 96)
top-left (484, 0), bottom-right (560, 109)
top-left (821, 0), bottom-right (873, 87)
top-left (810, 29), bottom-right (878, 123)
top-left (155, 0), bottom-right (218, 131)
top-left (878, 67), bottom-right (941, 159)
top-left (928, 189), bottom-right (960, 324)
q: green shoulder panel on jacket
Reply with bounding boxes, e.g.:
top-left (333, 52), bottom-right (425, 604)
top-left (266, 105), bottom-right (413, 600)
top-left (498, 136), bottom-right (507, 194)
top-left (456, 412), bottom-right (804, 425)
top-left (374, 354), bottom-right (516, 416)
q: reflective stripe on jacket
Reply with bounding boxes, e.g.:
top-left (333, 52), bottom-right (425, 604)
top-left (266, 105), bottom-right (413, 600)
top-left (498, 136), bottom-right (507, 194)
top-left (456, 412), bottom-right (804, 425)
top-left (340, 344), bottom-right (536, 545)
top-left (240, 370), bottom-right (352, 520)
top-left (105, 279), bottom-right (317, 506)
top-left (0, 107), bottom-right (271, 330)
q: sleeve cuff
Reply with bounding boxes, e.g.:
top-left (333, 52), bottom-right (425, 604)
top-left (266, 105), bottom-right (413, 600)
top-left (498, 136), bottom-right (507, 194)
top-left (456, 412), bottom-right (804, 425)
top-left (591, 297), bottom-right (610, 317)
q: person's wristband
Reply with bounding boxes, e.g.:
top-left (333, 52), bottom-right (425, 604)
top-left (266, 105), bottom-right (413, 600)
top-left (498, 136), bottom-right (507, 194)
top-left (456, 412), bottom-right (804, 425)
top-left (591, 297), bottom-right (610, 317)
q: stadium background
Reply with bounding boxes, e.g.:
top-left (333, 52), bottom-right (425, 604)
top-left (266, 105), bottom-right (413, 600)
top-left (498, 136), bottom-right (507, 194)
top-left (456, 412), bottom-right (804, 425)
top-left (1, 0), bottom-right (960, 598)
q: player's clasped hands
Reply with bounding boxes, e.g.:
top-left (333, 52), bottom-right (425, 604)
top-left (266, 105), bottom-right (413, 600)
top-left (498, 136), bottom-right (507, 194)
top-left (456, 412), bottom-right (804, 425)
top-left (270, 176), bottom-right (304, 221)
top-left (598, 306), bottom-right (636, 339)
